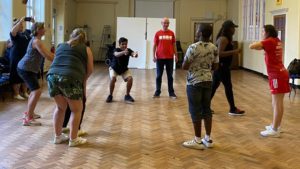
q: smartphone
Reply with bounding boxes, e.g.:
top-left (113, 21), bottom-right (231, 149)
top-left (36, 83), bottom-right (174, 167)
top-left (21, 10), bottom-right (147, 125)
top-left (24, 17), bottom-right (32, 22)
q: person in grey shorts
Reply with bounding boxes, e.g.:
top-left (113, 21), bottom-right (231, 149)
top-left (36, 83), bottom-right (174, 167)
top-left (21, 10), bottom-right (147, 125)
top-left (17, 22), bottom-right (54, 126)
top-left (182, 24), bottom-right (219, 150)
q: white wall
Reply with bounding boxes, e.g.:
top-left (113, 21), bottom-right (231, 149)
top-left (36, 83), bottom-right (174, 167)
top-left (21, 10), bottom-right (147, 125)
top-left (135, 0), bottom-right (173, 18)
top-left (241, 0), bottom-right (300, 73)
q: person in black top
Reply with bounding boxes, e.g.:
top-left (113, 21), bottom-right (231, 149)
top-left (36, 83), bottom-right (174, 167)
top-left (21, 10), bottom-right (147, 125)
top-left (211, 20), bottom-right (245, 116)
top-left (9, 17), bottom-right (34, 100)
top-left (106, 37), bottom-right (138, 103)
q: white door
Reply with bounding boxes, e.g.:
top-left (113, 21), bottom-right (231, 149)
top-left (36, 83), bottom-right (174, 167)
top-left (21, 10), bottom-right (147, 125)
top-left (116, 17), bottom-right (147, 69)
top-left (146, 18), bottom-right (176, 69)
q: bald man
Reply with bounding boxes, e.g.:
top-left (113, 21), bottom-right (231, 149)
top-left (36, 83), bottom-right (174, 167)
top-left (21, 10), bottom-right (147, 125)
top-left (152, 17), bottom-right (178, 99)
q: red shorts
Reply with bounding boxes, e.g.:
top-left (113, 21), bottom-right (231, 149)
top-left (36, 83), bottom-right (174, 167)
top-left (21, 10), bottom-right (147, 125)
top-left (269, 78), bottom-right (290, 94)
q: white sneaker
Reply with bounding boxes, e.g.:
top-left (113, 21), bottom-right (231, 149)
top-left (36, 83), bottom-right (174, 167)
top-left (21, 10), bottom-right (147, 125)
top-left (201, 138), bottom-right (213, 148)
top-left (23, 112), bottom-right (41, 119)
top-left (62, 127), bottom-right (70, 133)
top-left (182, 139), bottom-right (205, 150)
top-left (69, 137), bottom-right (87, 147)
top-left (53, 133), bottom-right (69, 144)
top-left (23, 93), bottom-right (29, 98)
top-left (22, 117), bottom-right (41, 126)
top-left (260, 128), bottom-right (280, 137)
top-left (78, 130), bottom-right (87, 136)
top-left (14, 94), bottom-right (25, 100)
top-left (265, 124), bottom-right (282, 133)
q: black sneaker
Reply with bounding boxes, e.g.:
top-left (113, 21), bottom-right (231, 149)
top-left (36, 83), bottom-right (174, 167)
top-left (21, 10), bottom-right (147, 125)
top-left (124, 94), bottom-right (135, 103)
top-left (228, 108), bottom-right (245, 116)
top-left (169, 93), bottom-right (177, 99)
top-left (152, 92), bottom-right (160, 98)
top-left (106, 95), bottom-right (113, 103)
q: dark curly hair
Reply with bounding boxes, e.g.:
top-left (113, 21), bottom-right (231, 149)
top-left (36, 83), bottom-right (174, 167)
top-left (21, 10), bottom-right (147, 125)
top-left (263, 25), bottom-right (278, 38)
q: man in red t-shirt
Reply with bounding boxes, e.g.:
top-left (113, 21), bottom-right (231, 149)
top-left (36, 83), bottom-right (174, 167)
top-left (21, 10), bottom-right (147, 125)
top-left (153, 17), bottom-right (178, 99)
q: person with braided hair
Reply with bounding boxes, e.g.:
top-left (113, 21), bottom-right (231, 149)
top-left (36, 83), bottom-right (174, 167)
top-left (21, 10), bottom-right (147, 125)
top-left (47, 28), bottom-right (94, 147)
top-left (17, 22), bottom-right (54, 126)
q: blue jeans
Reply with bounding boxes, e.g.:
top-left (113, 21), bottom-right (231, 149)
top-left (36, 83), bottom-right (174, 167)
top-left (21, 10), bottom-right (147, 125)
top-left (155, 59), bottom-right (174, 95)
top-left (187, 82), bottom-right (212, 123)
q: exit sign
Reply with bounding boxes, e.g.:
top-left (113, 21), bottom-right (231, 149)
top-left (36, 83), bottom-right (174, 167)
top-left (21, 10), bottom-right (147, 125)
top-left (276, 0), bottom-right (282, 5)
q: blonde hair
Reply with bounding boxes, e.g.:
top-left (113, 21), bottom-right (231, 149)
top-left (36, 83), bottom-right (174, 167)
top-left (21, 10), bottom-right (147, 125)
top-left (69, 28), bottom-right (86, 47)
top-left (31, 22), bottom-right (45, 36)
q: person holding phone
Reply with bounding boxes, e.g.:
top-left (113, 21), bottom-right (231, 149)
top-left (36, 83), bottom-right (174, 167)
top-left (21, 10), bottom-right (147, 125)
top-left (9, 17), bottom-right (34, 101)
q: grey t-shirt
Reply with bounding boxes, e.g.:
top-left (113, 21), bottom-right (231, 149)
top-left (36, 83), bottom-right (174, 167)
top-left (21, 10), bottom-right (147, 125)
top-left (17, 38), bottom-right (44, 73)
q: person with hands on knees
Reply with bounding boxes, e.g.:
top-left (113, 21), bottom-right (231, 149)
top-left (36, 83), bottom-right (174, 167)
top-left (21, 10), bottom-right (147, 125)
top-left (17, 22), bottom-right (54, 126)
top-left (106, 37), bottom-right (138, 103)
top-left (249, 25), bottom-right (290, 137)
top-left (182, 24), bottom-right (219, 150)
top-left (47, 28), bottom-right (94, 147)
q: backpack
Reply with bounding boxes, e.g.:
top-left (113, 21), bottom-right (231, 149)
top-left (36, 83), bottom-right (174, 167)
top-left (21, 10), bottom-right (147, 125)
top-left (105, 42), bottom-right (116, 66)
top-left (287, 58), bottom-right (300, 75)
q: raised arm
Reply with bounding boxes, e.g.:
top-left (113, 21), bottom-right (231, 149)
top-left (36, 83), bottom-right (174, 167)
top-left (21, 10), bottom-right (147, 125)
top-left (11, 17), bottom-right (25, 37)
top-left (249, 41), bottom-right (263, 50)
top-left (33, 39), bottom-right (54, 61)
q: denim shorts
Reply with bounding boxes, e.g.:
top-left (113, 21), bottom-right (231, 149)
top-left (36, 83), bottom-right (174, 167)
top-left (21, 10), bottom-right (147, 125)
top-left (47, 74), bottom-right (83, 100)
top-left (186, 82), bottom-right (212, 122)
top-left (17, 68), bottom-right (40, 91)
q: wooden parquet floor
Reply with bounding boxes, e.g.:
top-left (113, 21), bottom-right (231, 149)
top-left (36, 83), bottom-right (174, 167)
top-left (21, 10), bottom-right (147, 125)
top-left (0, 63), bottom-right (300, 169)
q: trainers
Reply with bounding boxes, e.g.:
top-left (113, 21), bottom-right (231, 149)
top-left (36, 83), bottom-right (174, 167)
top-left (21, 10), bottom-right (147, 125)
top-left (228, 108), bottom-right (245, 116)
top-left (182, 139), bottom-right (205, 150)
top-left (22, 117), bottom-right (42, 126)
top-left (14, 94), bottom-right (25, 100)
top-left (69, 137), bottom-right (87, 147)
top-left (106, 95), bottom-right (113, 103)
top-left (201, 138), bottom-right (214, 148)
top-left (169, 93), bottom-right (177, 99)
top-left (265, 124), bottom-right (282, 133)
top-left (260, 128), bottom-right (280, 137)
top-left (24, 112), bottom-right (41, 119)
top-left (62, 127), bottom-right (70, 133)
top-left (78, 130), bottom-right (87, 136)
top-left (53, 133), bottom-right (69, 144)
top-left (23, 93), bottom-right (29, 98)
top-left (124, 94), bottom-right (135, 103)
top-left (152, 92), bottom-right (160, 98)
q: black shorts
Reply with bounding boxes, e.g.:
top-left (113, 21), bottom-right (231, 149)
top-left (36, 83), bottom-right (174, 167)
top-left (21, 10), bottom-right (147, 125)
top-left (17, 68), bottom-right (40, 91)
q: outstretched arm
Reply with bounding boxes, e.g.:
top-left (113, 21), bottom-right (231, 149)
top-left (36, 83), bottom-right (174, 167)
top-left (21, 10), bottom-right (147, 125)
top-left (249, 41), bottom-right (263, 50)
top-left (33, 39), bottom-right (54, 61)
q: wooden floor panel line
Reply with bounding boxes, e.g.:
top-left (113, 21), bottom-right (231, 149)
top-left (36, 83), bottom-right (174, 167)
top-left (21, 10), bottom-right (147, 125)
top-left (0, 64), bottom-right (300, 169)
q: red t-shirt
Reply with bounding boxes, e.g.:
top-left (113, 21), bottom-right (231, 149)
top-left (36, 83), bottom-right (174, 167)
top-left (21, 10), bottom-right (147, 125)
top-left (261, 37), bottom-right (289, 79)
top-left (154, 29), bottom-right (176, 59)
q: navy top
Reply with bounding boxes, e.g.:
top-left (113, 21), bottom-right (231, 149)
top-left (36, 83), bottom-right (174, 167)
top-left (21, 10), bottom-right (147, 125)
top-left (111, 48), bottom-right (133, 74)
top-left (47, 43), bottom-right (87, 83)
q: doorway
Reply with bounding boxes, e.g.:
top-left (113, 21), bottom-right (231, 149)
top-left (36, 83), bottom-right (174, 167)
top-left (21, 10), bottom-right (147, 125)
top-left (273, 14), bottom-right (286, 58)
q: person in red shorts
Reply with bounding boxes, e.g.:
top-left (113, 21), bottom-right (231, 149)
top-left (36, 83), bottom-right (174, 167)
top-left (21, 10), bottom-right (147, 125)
top-left (249, 24), bottom-right (290, 137)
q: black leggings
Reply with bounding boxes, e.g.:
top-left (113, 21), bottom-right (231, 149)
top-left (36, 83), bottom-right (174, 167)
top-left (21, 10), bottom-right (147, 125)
top-left (211, 66), bottom-right (236, 112)
top-left (62, 95), bottom-right (86, 129)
